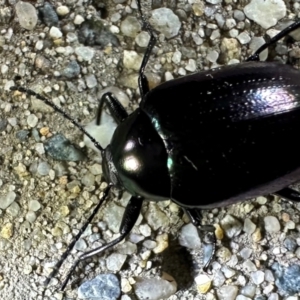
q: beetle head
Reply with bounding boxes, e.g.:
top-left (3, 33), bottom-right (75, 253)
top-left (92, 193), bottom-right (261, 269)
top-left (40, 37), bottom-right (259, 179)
top-left (102, 145), bottom-right (122, 189)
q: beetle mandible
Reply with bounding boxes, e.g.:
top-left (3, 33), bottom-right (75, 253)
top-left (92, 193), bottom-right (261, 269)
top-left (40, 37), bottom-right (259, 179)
top-left (11, 0), bottom-right (300, 291)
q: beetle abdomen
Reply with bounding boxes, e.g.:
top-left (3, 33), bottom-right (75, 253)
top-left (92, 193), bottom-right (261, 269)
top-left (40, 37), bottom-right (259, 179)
top-left (141, 62), bottom-right (300, 208)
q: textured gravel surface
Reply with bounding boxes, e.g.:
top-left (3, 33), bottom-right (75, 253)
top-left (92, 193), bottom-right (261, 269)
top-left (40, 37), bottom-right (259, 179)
top-left (1, 0), bottom-right (300, 300)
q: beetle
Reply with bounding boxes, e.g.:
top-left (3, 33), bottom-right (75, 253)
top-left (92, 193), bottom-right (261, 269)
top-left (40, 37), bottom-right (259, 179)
top-left (11, 0), bottom-right (300, 291)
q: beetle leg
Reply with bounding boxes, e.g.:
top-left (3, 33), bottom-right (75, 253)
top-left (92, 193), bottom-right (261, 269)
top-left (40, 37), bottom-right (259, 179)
top-left (96, 92), bottom-right (128, 125)
top-left (184, 209), bottom-right (216, 272)
top-left (274, 187), bottom-right (300, 202)
top-left (246, 20), bottom-right (300, 62)
top-left (136, 0), bottom-right (156, 98)
top-left (59, 196), bottom-right (143, 291)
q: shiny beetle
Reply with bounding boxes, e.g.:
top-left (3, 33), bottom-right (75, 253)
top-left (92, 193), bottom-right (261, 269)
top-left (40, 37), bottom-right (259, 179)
top-left (11, 0), bottom-right (300, 291)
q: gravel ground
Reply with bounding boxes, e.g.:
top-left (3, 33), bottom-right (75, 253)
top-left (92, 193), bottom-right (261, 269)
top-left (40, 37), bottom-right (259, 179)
top-left (1, 0), bottom-right (300, 300)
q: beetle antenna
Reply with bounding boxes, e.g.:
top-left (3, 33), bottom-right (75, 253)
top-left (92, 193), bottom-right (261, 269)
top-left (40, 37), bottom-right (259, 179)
top-left (10, 86), bottom-right (104, 152)
top-left (136, 0), bottom-right (157, 98)
top-left (44, 185), bottom-right (111, 286)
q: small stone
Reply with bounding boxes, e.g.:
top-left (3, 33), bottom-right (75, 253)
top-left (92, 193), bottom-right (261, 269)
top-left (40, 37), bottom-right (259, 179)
top-left (243, 259), bottom-right (257, 272)
top-left (44, 134), bottom-right (86, 161)
top-left (134, 277), bottom-right (177, 300)
top-left (153, 233), bottom-right (168, 254)
top-left (222, 266), bottom-right (236, 278)
top-left (26, 211), bottom-right (37, 223)
top-left (0, 191), bottom-right (16, 209)
top-left (149, 8), bottom-right (181, 39)
top-left (195, 274), bottom-right (212, 294)
top-left (81, 172), bottom-right (95, 187)
top-left (217, 286), bottom-right (238, 300)
top-left (78, 274), bottom-right (121, 300)
top-left (216, 247), bottom-right (232, 263)
top-left (85, 74), bottom-right (97, 89)
top-left (16, 1), bottom-right (38, 30)
top-left (120, 16), bottom-right (141, 38)
top-left (75, 46), bottom-right (95, 61)
top-left (106, 253), bottom-right (127, 271)
top-left (37, 162), bottom-right (50, 176)
top-left (28, 200), bottom-right (41, 211)
top-left (220, 215), bottom-right (242, 238)
top-left (6, 202), bottom-right (20, 217)
top-left (75, 239), bottom-right (87, 251)
top-left (243, 218), bottom-right (256, 234)
top-left (1, 223), bottom-right (13, 239)
top-left (237, 32), bottom-right (251, 44)
top-left (74, 15), bottom-right (85, 25)
top-left (244, 0), bottom-right (286, 29)
top-left (121, 278), bottom-right (132, 293)
top-left (27, 114), bottom-right (38, 127)
top-left (178, 223), bottom-right (201, 249)
top-left (123, 50), bottom-right (143, 71)
top-left (213, 270), bottom-right (226, 287)
top-left (215, 224), bottom-right (224, 240)
top-left (40, 127), bottom-right (49, 136)
top-left (39, 2), bottom-right (58, 27)
top-left (24, 265), bottom-right (33, 275)
top-left (240, 285), bottom-right (256, 298)
top-left (145, 203), bottom-right (169, 231)
top-left (251, 270), bottom-right (265, 285)
top-left (49, 26), bottom-right (63, 39)
top-left (56, 6), bottom-right (69, 16)
top-left (251, 227), bottom-right (262, 242)
top-left (264, 216), bottom-right (280, 233)
top-left (135, 31), bottom-right (150, 48)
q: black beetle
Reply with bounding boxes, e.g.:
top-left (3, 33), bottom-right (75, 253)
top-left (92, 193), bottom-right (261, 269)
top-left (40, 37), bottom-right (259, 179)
top-left (11, 0), bottom-right (300, 291)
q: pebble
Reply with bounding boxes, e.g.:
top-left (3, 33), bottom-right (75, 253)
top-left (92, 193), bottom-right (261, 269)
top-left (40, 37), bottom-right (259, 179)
top-left (272, 263), bottom-right (300, 295)
top-left (217, 285), bottom-right (238, 300)
top-left (57, 5), bottom-right (70, 16)
top-left (237, 32), bottom-right (251, 44)
top-left (264, 216), bottom-right (281, 233)
top-left (75, 46), bottom-right (95, 61)
top-left (153, 233), bottom-right (168, 253)
top-left (78, 274), bottom-right (121, 300)
top-left (0, 191), bottom-right (16, 210)
top-left (61, 60), bottom-right (80, 79)
top-left (145, 203), bottom-right (169, 231)
top-left (149, 8), bottom-right (181, 39)
top-left (7, 202), bottom-right (20, 217)
top-left (120, 16), bottom-right (141, 38)
top-left (213, 270), bottom-right (226, 287)
top-left (27, 114), bottom-right (38, 127)
top-left (44, 134), bottom-right (86, 161)
top-left (123, 50), bottom-right (143, 71)
top-left (216, 247), bottom-right (232, 263)
top-left (220, 214), bottom-right (242, 238)
top-left (135, 31), bottom-right (150, 47)
top-left (1, 223), bottom-right (14, 239)
top-left (74, 15), bottom-right (85, 25)
top-left (75, 239), bottom-right (87, 251)
top-left (39, 2), bottom-right (59, 27)
top-left (251, 270), bottom-right (265, 285)
top-left (15, 1), bottom-right (38, 30)
top-left (106, 253), bottom-right (127, 271)
top-left (243, 218), bottom-right (256, 234)
top-left (244, 0), bottom-right (286, 29)
top-left (240, 285), bottom-right (256, 298)
top-left (49, 27), bottom-right (63, 39)
top-left (37, 162), bottom-right (50, 176)
top-left (26, 211), bottom-right (37, 223)
top-left (28, 200), bottom-right (41, 211)
top-left (139, 224), bottom-right (151, 237)
top-left (178, 223), bottom-right (201, 249)
top-left (134, 277), bottom-right (177, 300)
top-left (195, 274), bottom-right (212, 294)
top-left (16, 130), bottom-right (30, 141)
top-left (243, 259), bottom-right (257, 272)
